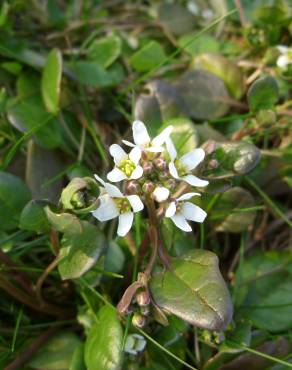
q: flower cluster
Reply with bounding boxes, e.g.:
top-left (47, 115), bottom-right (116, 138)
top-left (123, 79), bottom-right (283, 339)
top-left (277, 45), bottom-right (292, 74)
top-left (92, 120), bottom-right (208, 236)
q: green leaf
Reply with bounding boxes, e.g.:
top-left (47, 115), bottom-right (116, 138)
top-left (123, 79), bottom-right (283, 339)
top-left (130, 41), bottom-right (166, 72)
top-left (85, 305), bottom-right (123, 370)
top-left (0, 171), bottom-right (31, 231)
top-left (19, 199), bottom-right (51, 234)
top-left (59, 221), bottom-right (106, 280)
top-left (7, 73), bottom-right (63, 149)
top-left (150, 249), bottom-right (233, 331)
top-left (174, 70), bottom-right (230, 120)
top-left (70, 343), bottom-right (86, 370)
top-left (68, 61), bottom-right (124, 87)
top-left (41, 48), bottom-right (62, 115)
top-left (236, 251), bottom-right (292, 332)
top-left (45, 207), bottom-right (83, 234)
top-left (210, 187), bottom-right (257, 233)
top-left (156, 3), bottom-right (194, 36)
top-left (29, 331), bottom-right (81, 370)
top-left (247, 76), bottom-right (279, 112)
top-left (87, 35), bottom-right (122, 68)
top-left (179, 34), bottom-right (220, 55)
top-left (191, 53), bottom-right (245, 99)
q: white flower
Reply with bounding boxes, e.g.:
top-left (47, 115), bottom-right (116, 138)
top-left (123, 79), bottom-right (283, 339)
top-left (123, 120), bottom-right (173, 153)
top-left (276, 45), bottom-right (292, 69)
top-left (124, 334), bottom-right (146, 356)
top-left (166, 138), bottom-right (209, 187)
top-left (165, 193), bottom-right (207, 232)
top-left (107, 144), bottom-right (143, 182)
top-left (152, 186), bottom-right (170, 202)
top-left (92, 175), bottom-right (144, 237)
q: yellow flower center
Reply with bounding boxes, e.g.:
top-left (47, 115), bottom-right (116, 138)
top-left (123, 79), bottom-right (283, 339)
top-left (175, 160), bottom-right (188, 177)
top-left (114, 198), bottom-right (131, 213)
top-left (119, 159), bottom-right (136, 177)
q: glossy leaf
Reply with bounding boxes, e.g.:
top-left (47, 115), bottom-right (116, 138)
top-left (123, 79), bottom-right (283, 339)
top-left (191, 53), bottom-right (245, 99)
top-left (29, 331), bottom-right (81, 370)
top-left (0, 171), bottom-right (31, 231)
top-left (58, 220), bottom-right (106, 280)
top-left (87, 35), bottom-right (121, 68)
top-left (41, 48), bottom-right (62, 115)
top-left (130, 41), bottom-right (166, 72)
top-left (19, 199), bottom-right (51, 233)
top-left (150, 249), bottom-right (233, 331)
top-left (174, 70), bottom-right (230, 120)
top-left (85, 305), bottom-right (123, 370)
top-left (211, 187), bottom-right (256, 233)
top-left (247, 76), bottom-right (279, 112)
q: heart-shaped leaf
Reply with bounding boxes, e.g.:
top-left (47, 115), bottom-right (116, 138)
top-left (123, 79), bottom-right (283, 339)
top-left (19, 199), bottom-right (51, 234)
top-left (150, 249), bottom-right (233, 331)
top-left (85, 305), bottom-right (123, 370)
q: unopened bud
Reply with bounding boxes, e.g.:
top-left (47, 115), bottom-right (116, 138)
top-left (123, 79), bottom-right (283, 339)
top-left (154, 157), bottom-right (167, 171)
top-left (142, 181), bottom-right (155, 194)
top-left (208, 159), bottom-right (219, 169)
top-left (142, 161), bottom-right (153, 174)
top-left (132, 313), bottom-right (146, 328)
top-left (159, 170), bottom-right (169, 179)
top-left (136, 291), bottom-right (150, 307)
top-left (126, 180), bottom-right (140, 195)
top-left (167, 179), bottom-right (177, 190)
top-left (140, 305), bottom-right (150, 316)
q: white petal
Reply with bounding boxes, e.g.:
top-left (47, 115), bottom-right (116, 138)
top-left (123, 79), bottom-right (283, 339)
top-left (152, 125), bottom-right (173, 147)
top-left (177, 192), bottom-right (201, 201)
top-left (277, 55), bottom-right (289, 68)
top-left (109, 144), bottom-right (127, 165)
top-left (146, 146), bottom-right (165, 153)
top-left (122, 140), bottom-right (135, 148)
top-left (170, 214), bottom-right (192, 232)
top-left (92, 197), bottom-right (119, 221)
top-left (165, 202), bottom-right (176, 217)
top-left (129, 146), bottom-right (141, 164)
top-left (179, 148), bottom-right (205, 171)
top-left (169, 161), bottom-right (179, 179)
top-left (94, 174), bottom-right (105, 186)
top-left (153, 187), bottom-right (170, 202)
top-left (166, 138), bottom-right (177, 161)
top-left (117, 212), bottom-right (134, 237)
top-left (104, 182), bottom-right (124, 198)
top-left (132, 120), bottom-right (150, 147)
top-left (182, 175), bottom-right (209, 187)
top-left (277, 45), bottom-right (288, 54)
top-left (107, 167), bottom-right (127, 182)
top-left (182, 202), bottom-right (207, 223)
top-left (130, 165), bottom-right (143, 180)
top-left (127, 195), bottom-right (144, 212)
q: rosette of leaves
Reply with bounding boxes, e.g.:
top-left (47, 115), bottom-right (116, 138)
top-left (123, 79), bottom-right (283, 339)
top-left (60, 177), bottom-right (100, 214)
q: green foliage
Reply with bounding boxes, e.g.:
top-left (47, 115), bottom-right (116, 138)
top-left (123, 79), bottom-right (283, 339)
top-left (247, 76), bottom-right (279, 111)
top-left (84, 305), bottom-right (123, 370)
top-left (41, 48), bottom-right (62, 115)
top-left (0, 1), bottom-right (291, 369)
top-left (150, 250), bottom-right (233, 330)
top-left (0, 171), bottom-right (31, 230)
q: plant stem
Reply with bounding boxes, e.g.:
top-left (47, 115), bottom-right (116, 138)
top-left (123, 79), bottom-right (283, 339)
top-left (36, 255), bottom-right (61, 304)
top-left (4, 326), bottom-right (58, 370)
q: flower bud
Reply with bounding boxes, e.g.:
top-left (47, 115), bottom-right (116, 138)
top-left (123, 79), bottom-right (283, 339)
top-left (154, 157), bottom-right (167, 171)
top-left (136, 291), bottom-right (150, 307)
top-left (126, 180), bottom-right (140, 195)
top-left (152, 186), bottom-right (170, 202)
top-left (167, 179), bottom-right (177, 190)
top-left (142, 181), bottom-right (155, 194)
top-left (208, 159), bottom-right (219, 169)
top-left (142, 161), bottom-right (153, 174)
top-left (132, 313), bottom-right (146, 328)
top-left (140, 305), bottom-right (150, 316)
top-left (159, 170), bottom-right (169, 179)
